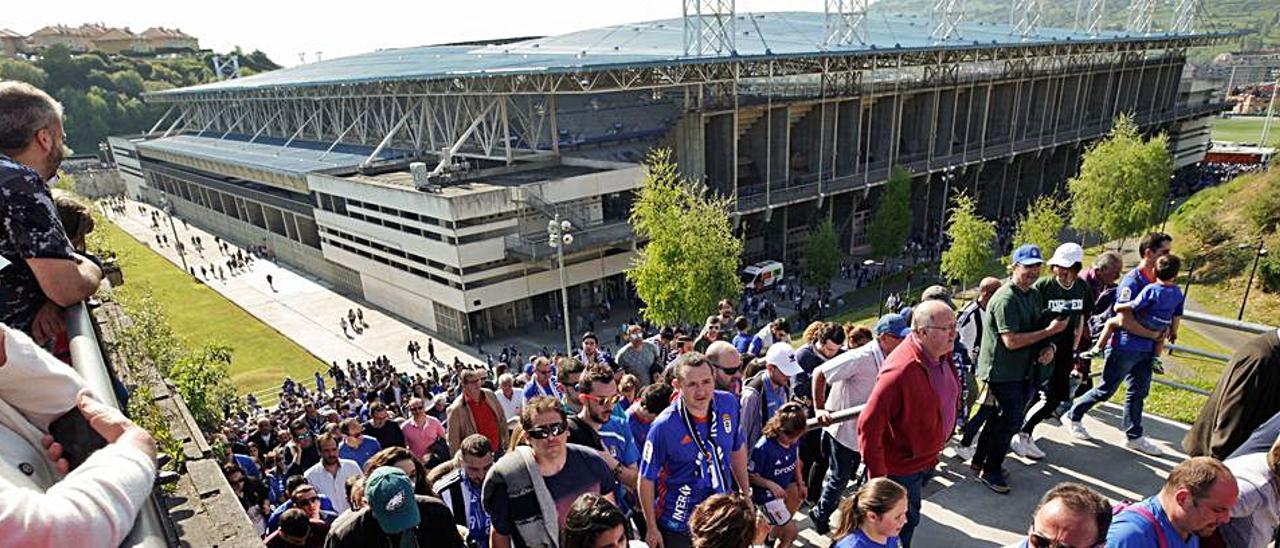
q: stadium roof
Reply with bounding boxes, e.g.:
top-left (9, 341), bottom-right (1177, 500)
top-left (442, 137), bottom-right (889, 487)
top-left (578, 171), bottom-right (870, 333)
top-left (151, 11), bottom-right (1214, 98)
top-left (137, 134), bottom-right (408, 176)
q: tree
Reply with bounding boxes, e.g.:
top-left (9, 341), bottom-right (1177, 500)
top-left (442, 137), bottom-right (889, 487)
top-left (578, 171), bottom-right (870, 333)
top-left (0, 58), bottom-right (47, 87)
top-left (170, 344), bottom-right (238, 433)
top-left (1013, 195), bottom-right (1066, 257)
top-left (628, 149), bottom-right (742, 326)
top-left (803, 218), bottom-right (842, 290)
top-left (868, 166), bottom-right (913, 260)
top-left (940, 191), bottom-right (997, 288)
top-left (1068, 114), bottom-right (1173, 243)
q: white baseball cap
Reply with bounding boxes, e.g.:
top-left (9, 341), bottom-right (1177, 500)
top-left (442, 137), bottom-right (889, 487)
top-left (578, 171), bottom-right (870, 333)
top-left (764, 342), bottom-right (802, 377)
top-left (1048, 242), bottom-right (1084, 269)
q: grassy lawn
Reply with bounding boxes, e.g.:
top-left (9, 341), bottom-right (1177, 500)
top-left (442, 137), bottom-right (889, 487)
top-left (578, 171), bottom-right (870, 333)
top-left (1210, 116), bottom-right (1275, 145)
top-left (97, 219), bottom-right (326, 397)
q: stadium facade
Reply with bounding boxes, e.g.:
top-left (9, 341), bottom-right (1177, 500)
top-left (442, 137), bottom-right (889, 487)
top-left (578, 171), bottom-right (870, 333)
top-left (108, 11), bottom-right (1228, 343)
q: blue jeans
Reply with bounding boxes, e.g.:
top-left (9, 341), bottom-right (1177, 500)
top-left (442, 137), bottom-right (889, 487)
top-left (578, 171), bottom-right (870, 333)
top-left (812, 432), bottom-right (862, 528)
top-left (887, 469), bottom-right (934, 548)
top-left (1068, 348), bottom-right (1153, 439)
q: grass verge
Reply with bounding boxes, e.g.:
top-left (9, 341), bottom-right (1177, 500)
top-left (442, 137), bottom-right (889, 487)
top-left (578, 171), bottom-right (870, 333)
top-left (97, 218), bottom-right (326, 396)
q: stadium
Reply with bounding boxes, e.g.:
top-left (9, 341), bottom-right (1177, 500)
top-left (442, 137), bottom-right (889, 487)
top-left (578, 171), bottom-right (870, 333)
top-left (108, 6), bottom-right (1230, 343)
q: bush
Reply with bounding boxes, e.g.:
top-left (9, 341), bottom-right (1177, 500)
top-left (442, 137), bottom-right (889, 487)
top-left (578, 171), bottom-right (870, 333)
top-left (1260, 252), bottom-right (1280, 294)
top-left (1184, 208), bottom-right (1232, 250)
top-left (1246, 177), bottom-right (1280, 235)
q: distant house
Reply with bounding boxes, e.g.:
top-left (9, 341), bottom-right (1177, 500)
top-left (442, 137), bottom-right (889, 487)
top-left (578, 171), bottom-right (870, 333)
top-left (0, 29), bottom-right (24, 57)
top-left (138, 27), bottom-right (198, 52)
top-left (23, 23), bottom-right (198, 54)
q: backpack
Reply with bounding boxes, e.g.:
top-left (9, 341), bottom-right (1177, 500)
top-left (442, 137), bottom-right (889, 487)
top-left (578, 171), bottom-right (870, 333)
top-left (1112, 500), bottom-right (1167, 548)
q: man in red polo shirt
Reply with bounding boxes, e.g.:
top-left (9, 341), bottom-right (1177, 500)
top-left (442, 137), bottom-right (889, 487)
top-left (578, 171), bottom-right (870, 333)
top-left (857, 300), bottom-right (961, 547)
top-left (446, 369), bottom-right (509, 454)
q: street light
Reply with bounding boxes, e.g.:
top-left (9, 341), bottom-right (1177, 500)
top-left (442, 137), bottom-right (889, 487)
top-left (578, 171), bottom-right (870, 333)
top-left (1238, 240), bottom-right (1269, 321)
top-left (159, 194), bottom-right (188, 274)
top-left (937, 166), bottom-right (957, 262)
top-left (548, 214), bottom-right (574, 356)
top-left (864, 258), bottom-right (886, 317)
top-left (1160, 198), bottom-right (1177, 234)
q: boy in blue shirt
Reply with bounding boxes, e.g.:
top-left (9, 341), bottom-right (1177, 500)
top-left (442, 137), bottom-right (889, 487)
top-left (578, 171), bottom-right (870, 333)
top-left (1081, 254), bottom-right (1184, 374)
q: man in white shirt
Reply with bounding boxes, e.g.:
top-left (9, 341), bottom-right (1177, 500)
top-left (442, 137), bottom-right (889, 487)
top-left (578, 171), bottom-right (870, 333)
top-left (304, 433), bottom-right (362, 513)
top-left (494, 373), bottom-right (524, 428)
top-left (808, 313), bottom-right (910, 534)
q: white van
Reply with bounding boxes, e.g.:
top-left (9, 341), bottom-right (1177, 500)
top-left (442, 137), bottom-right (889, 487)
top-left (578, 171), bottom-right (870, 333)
top-left (741, 260), bottom-right (784, 293)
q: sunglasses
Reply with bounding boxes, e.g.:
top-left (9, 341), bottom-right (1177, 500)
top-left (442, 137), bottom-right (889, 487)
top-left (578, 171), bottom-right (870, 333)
top-left (409, 405), bottom-right (425, 411)
top-left (297, 496), bottom-right (320, 506)
top-left (581, 393), bottom-right (621, 407)
top-left (1029, 532), bottom-right (1102, 548)
top-left (526, 421), bottom-right (568, 440)
top-left (715, 365), bottom-right (743, 376)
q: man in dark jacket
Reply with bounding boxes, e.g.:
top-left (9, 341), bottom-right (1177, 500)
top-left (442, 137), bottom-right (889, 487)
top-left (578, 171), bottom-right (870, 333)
top-left (857, 300), bottom-right (961, 547)
top-left (1184, 328), bottom-right (1280, 460)
top-left (324, 466), bottom-right (463, 548)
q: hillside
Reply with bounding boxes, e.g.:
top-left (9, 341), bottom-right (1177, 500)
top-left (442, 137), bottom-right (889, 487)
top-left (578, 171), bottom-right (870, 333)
top-left (0, 45), bottom-right (279, 153)
top-left (873, 0), bottom-right (1279, 62)
top-left (1165, 166), bottom-right (1280, 325)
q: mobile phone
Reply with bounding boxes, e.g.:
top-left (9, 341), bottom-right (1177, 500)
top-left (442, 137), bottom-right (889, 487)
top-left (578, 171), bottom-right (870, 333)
top-left (48, 407), bottom-right (109, 470)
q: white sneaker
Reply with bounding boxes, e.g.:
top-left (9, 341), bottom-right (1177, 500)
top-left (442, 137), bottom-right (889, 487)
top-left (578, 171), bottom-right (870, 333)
top-left (1068, 421), bottom-right (1093, 441)
top-left (1126, 437), bottom-right (1163, 456)
top-left (1023, 435), bottom-right (1047, 459)
top-left (955, 443), bottom-right (976, 462)
top-left (1011, 433), bottom-right (1030, 458)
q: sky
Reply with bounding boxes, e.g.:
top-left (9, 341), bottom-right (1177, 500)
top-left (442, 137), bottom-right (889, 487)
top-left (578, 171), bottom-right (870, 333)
top-left (8, 0), bottom-right (820, 67)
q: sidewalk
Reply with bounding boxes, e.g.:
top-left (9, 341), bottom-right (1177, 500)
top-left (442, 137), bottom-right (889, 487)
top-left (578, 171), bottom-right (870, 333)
top-left (103, 199), bottom-right (481, 397)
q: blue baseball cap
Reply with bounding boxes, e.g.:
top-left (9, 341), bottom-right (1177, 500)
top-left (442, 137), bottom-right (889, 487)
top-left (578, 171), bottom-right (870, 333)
top-left (366, 466), bottom-right (419, 534)
top-left (1011, 244), bottom-right (1044, 266)
top-left (874, 313), bottom-right (912, 338)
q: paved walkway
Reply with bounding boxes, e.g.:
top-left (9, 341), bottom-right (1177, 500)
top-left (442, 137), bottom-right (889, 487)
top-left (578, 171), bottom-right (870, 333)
top-left (103, 199), bottom-right (481, 399)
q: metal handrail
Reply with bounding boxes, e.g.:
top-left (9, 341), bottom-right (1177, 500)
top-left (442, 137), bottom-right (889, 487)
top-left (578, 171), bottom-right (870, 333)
top-left (65, 302), bottom-right (172, 548)
top-left (807, 404), bottom-right (866, 429)
top-left (1180, 310), bottom-right (1273, 335)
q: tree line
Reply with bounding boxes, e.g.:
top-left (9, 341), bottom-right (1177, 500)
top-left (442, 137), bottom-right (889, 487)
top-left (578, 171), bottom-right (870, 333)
top-left (0, 44), bottom-right (279, 153)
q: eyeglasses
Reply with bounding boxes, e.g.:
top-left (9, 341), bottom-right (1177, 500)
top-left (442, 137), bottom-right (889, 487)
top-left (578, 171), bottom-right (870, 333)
top-left (297, 496), bottom-right (320, 506)
top-left (525, 421), bottom-right (568, 440)
top-left (924, 324), bottom-right (958, 333)
top-left (1028, 531), bottom-right (1103, 548)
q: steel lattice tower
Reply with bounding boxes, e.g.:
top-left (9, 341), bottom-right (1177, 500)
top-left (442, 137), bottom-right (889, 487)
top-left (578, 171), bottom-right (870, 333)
top-left (1171, 0), bottom-right (1198, 33)
top-left (932, 0), bottom-right (966, 42)
top-left (1127, 0), bottom-right (1156, 35)
top-left (1011, 0), bottom-right (1043, 39)
top-left (825, 0), bottom-right (869, 46)
top-left (683, 0), bottom-right (736, 56)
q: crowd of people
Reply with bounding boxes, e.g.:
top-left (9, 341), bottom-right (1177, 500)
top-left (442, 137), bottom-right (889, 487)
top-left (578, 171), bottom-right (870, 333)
top-left (6, 78), bottom-right (1280, 548)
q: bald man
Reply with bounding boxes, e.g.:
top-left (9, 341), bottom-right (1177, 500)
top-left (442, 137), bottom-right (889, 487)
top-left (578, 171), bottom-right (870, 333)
top-left (857, 300), bottom-right (962, 546)
top-left (704, 340), bottom-right (743, 395)
top-left (1003, 483), bottom-right (1110, 548)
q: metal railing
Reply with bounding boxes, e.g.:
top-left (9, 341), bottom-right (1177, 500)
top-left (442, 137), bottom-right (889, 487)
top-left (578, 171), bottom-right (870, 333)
top-left (807, 404), bottom-right (865, 429)
top-left (65, 302), bottom-right (173, 548)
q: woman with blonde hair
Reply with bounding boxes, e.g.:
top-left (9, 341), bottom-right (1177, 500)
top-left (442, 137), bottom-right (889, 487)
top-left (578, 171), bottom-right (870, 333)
top-left (832, 477), bottom-right (909, 547)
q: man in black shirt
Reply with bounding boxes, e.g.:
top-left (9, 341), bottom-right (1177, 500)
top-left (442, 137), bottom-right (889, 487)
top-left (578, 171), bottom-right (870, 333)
top-left (362, 402), bottom-right (406, 450)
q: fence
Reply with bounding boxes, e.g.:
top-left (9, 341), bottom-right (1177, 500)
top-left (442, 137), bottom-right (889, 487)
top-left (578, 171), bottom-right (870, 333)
top-left (66, 302), bottom-right (173, 548)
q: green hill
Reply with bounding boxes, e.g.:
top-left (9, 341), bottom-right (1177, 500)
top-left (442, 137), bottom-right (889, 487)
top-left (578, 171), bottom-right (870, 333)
top-left (0, 45), bottom-right (279, 153)
top-left (873, 0), bottom-right (1280, 62)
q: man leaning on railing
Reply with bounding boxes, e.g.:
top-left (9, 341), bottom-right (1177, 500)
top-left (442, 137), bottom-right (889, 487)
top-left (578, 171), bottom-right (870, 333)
top-left (0, 323), bottom-right (158, 546)
top-left (0, 81), bottom-right (104, 351)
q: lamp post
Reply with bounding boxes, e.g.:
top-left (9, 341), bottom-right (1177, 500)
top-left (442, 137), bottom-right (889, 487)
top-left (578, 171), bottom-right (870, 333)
top-left (1159, 198), bottom-right (1177, 234)
top-left (865, 258), bottom-right (886, 317)
top-left (937, 166), bottom-right (957, 262)
top-left (1238, 240), bottom-right (1269, 321)
top-left (159, 194), bottom-right (188, 274)
top-left (548, 214), bottom-right (574, 356)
